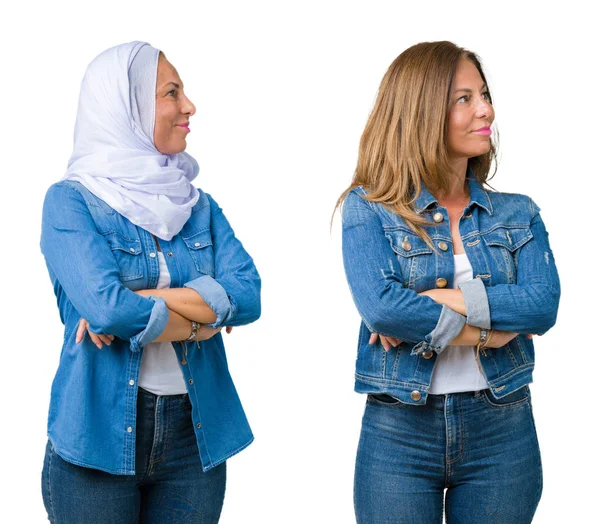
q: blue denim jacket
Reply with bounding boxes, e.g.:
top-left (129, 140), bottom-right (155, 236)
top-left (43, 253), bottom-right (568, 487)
top-left (342, 176), bottom-right (560, 405)
top-left (41, 181), bottom-right (261, 474)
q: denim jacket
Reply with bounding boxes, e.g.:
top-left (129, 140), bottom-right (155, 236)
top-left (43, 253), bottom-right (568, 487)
top-left (41, 180), bottom-right (261, 474)
top-left (342, 176), bottom-right (560, 405)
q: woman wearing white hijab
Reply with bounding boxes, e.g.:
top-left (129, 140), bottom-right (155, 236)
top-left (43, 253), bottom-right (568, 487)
top-left (40, 41), bottom-right (261, 523)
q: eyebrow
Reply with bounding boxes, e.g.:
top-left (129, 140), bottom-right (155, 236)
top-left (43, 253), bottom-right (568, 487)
top-left (162, 81), bottom-right (183, 90)
top-left (454, 83), bottom-right (488, 94)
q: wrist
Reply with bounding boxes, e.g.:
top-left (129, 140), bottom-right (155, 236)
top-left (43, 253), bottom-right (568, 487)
top-left (185, 321), bottom-right (200, 342)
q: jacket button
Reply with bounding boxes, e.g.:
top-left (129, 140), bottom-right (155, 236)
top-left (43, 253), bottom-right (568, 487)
top-left (422, 351), bottom-right (434, 359)
top-left (194, 242), bottom-right (201, 247)
top-left (196, 422), bottom-right (202, 429)
top-left (402, 240), bottom-right (412, 251)
top-left (433, 212), bottom-right (444, 223)
top-left (149, 252), bottom-right (156, 258)
top-left (436, 278), bottom-right (448, 288)
top-left (438, 241), bottom-right (448, 251)
top-left (188, 379), bottom-right (194, 385)
top-left (167, 252), bottom-right (173, 257)
top-left (410, 390), bottom-right (422, 401)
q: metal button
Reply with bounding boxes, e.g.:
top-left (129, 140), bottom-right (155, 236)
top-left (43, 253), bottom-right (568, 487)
top-left (129, 247), bottom-right (136, 253)
top-left (410, 390), bottom-right (422, 401)
top-left (196, 422), bottom-right (202, 429)
top-left (128, 379), bottom-right (135, 386)
top-left (402, 236), bottom-right (412, 251)
top-left (422, 351), bottom-right (434, 359)
top-left (127, 426), bottom-right (133, 433)
top-left (167, 252), bottom-right (173, 257)
top-left (149, 252), bottom-right (156, 258)
top-left (433, 212), bottom-right (444, 223)
top-left (188, 379), bottom-right (194, 385)
top-left (436, 278), bottom-right (448, 288)
top-left (194, 242), bottom-right (201, 247)
top-left (438, 241), bottom-right (448, 251)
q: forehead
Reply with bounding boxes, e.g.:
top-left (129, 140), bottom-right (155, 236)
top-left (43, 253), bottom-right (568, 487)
top-left (157, 57), bottom-right (182, 84)
top-left (453, 58), bottom-right (483, 86)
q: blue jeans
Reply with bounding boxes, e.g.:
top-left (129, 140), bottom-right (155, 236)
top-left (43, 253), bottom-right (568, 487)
top-left (41, 387), bottom-right (226, 523)
top-left (354, 387), bottom-right (542, 523)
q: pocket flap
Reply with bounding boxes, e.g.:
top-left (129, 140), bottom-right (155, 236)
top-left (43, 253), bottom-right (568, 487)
top-left (385, 231), bottom-right (433, 257)
top-left (483, 227), bottom-right (533, 252)
top-left (105, 232), bottom-right (142, 255)
top-left (182, 229), bottom-right (213, 250)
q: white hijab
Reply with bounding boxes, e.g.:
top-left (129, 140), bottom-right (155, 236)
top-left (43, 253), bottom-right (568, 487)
top-left (63, 41), bottom-right (199, 241)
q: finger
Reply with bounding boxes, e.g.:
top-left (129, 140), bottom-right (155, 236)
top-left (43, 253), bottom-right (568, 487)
top-left (369, 333), bottom-right (378, 345)
top-left (88, 330), bottom-right (103, 349)
top-left (76, 319), bottom-right (87, 344)
top-left (98, 334), bottom-right (112, 346)
top-left (526, 334), bottom-right (533, 339)
top-left (390, 337), bottom-right (402, 347)
top-left (381, 337), bottom-right (391, 352)
top-left (226, 326), bottom-right (233, 334)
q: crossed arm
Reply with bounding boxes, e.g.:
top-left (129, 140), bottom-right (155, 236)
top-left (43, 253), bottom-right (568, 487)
top-left (77, 289), bottom-right (226, 348)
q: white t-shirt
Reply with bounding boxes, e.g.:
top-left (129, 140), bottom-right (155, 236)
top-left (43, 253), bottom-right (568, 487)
top-left (429, 253), bottom-right (489, 394)
top-left (138, 251), bottom-right (188, 395)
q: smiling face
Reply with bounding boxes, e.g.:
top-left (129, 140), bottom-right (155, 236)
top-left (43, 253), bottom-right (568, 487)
top-left (447, 58), bottom-right (495, 164)
top-left (153, 54), bottom-right (196, 155)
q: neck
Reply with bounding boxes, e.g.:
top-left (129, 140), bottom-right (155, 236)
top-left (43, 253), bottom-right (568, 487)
top-left (435, 157), bottom-right (469, 203)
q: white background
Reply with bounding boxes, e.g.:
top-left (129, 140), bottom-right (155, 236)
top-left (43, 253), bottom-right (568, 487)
top-left (1, 1), bottom-right (597, 522)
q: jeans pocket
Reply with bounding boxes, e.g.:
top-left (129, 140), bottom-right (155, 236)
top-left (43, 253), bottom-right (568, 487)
top-left (368, 393), bottom-right (401, 406)
top-left (482, 385), bottom-right (530, 409)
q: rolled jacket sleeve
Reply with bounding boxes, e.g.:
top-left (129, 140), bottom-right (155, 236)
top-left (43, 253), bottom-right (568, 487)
top-left (458, 277), bottom-right (491, 329)
top-left (342, 189), bottom-right (465, 355)
top-left (183, 275), bottom-right (233, 328)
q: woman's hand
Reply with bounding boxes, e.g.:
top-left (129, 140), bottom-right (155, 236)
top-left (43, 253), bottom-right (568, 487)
top-left (76, 318), bottom-right (115, 348)
top-left (369, 333), bottom-right (403, 351)
top-left (484, 330), bottom-right (518, 348)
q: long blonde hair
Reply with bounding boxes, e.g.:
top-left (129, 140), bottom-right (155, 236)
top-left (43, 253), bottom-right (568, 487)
top-left (335, 41), bottom-right (497, 246)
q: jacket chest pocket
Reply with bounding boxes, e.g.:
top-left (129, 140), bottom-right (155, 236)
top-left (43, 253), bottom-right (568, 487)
top-left (182, 229), bottom-right (215, 277)
top-left (482, 227), bottom-right (533, 283)
top-left (104, 232), bottom-right (143, 281)
top-left (385, 231), bottom-right (433, 289)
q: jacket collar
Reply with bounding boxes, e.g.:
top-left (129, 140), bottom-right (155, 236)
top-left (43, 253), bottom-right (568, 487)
top-left (414, 170), bottom-right (493, 216)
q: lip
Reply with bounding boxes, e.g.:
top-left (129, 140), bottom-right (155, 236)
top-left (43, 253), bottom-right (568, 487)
top-left (473, 126), bottom-right (492, 136)
top-left (176, 122), bottom-right (190, 132)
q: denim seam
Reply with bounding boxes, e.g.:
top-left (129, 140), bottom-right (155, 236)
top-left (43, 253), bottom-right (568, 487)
top-left (46, 444), bottom-right (57, 523)
top-left (481, 389), bottom-right (530, 409)
top-left (203, 436), bottom-right (255, 472)
top-left (486, 363), bottom-right (535, 386)
top-left (355, 373), bottom-right (429, 389)
top-left (515, 336), bottom-right (529, 363)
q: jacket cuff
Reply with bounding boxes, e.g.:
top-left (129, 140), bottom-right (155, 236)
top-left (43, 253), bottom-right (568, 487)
top-left (411, 305), bottom-right (466, 355)
top-left (129, 297), bottom-right (169, 352)
top-left (458, 278), bottom-right (491, 329)
top-left (184, 275), bottom-right (233, 328)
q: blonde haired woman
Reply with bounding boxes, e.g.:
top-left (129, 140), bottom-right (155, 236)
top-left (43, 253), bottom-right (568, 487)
top-left (339, 41), bottom-right (559, 523)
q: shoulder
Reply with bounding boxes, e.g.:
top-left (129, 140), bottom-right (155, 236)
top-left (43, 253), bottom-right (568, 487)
top-left (485, 189), bottom-right (540, 222)
top-left (43, 181), bottom-right (97, 216)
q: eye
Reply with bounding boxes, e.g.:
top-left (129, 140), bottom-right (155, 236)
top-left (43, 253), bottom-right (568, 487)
top-left (167, 89), bottom-right (177, 97)
top-left (457, 95), bottom-right (469, 103)
top-left (482, 91), bottom-right (491, 102)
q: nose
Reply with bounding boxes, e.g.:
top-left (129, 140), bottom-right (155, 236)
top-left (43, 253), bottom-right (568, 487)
top-left (182, 93), bottom-right (196, 117)
top-left (475, 95), bottom-right (492, 120)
